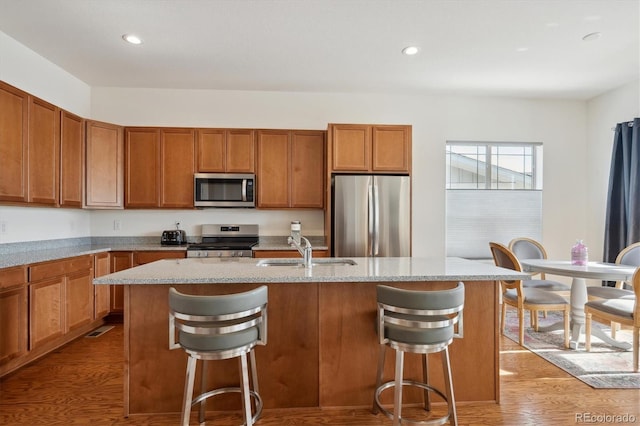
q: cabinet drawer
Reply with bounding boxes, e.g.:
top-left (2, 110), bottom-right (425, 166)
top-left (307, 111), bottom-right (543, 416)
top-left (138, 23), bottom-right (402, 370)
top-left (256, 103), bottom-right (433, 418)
top-left (30, 256), bottom-right (92, 281)
top-left (0, 266), bottom-right (28, 289)
top-left (134, 251), bottom-right (185, 265)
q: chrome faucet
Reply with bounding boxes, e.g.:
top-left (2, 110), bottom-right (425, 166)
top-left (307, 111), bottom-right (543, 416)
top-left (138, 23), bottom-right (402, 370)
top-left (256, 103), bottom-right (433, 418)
top-left (288, 235), bottom-right (313, 268)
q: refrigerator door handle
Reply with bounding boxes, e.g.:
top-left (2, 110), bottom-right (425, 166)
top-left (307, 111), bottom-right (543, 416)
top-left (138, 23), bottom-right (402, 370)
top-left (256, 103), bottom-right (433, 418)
top-left (368, 182), bottom-right (374, 256)
top-left (373, 181), bottom-right (380, 256)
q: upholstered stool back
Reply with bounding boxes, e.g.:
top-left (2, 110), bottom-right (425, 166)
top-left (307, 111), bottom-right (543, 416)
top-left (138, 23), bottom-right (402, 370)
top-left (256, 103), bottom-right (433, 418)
top-left (373, 283), bottom-right (464, 426)
top-left (169, 286), bottom-right (268, 426)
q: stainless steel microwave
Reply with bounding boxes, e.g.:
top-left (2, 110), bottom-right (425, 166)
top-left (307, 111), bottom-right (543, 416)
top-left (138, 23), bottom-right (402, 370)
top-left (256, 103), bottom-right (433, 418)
top-left (194, 173), bottom-right (255, 208)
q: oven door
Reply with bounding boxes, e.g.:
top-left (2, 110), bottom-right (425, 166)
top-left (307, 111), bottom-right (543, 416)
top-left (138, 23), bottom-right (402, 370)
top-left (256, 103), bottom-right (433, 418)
top-left (194, 173), bottom-right (255, 207)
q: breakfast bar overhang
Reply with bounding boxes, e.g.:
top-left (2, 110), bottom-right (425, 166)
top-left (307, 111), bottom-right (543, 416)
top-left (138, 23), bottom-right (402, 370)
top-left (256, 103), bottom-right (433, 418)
top-left (93, 256), bottom-right (528, 417)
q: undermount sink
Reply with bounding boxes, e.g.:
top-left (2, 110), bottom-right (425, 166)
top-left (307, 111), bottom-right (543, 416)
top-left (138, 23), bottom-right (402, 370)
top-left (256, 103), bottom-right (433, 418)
top-left (256, 258), bottom-right (357, 267)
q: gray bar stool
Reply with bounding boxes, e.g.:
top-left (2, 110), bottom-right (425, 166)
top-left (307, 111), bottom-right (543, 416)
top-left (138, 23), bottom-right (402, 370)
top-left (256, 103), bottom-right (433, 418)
top-left (169, 286), bottom-right (268, 426)
top-left (372, 283), bottom-right (465, 426)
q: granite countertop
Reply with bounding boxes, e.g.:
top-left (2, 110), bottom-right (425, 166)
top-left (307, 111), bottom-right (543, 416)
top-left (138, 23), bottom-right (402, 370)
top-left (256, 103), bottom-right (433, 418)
top-left (93, 256), bottom-right (529, 284)
top-left (0, 243), bottom-right (188, 269)
top-left (0, 236), bottom-right (329, 269)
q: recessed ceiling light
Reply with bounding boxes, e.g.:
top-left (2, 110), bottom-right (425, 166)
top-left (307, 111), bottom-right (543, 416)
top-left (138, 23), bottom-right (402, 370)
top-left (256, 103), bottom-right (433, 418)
top-left (582, 32), bottom-right (602, 42)
top-left (515, 47), bottom-right (529, 52)
top-left (402, 46), bottom-right (419, 56)
top-left (122, 34), bottom-right (143, 45)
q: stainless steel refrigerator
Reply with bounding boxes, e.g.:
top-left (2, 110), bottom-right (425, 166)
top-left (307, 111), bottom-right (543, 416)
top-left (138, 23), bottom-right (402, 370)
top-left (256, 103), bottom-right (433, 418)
top-left (332, 175), bottom-right (410, 257)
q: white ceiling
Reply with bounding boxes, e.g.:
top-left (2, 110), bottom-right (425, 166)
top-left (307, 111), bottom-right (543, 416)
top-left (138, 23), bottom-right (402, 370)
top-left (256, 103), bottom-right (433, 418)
top-left (0, 0), bottom-right (638, 100)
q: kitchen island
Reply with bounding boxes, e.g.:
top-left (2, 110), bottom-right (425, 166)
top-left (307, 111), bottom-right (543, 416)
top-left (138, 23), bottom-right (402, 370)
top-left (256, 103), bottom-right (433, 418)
top-left (93, 256), bottom-right (527, 417)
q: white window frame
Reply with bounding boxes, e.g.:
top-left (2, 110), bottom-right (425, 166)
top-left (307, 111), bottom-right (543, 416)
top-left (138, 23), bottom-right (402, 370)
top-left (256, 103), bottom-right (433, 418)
top-left (446, 141), bottom-right (542, 190)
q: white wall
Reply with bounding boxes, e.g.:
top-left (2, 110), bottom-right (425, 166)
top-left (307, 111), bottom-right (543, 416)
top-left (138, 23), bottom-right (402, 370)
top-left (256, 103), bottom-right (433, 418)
top-left (0, 31), bottom-right (91, 117)
top-left (586, 79), bottom-right (640, 261)
top-left (89, 209), bottom-right (325, 238)
top-left (1, 29), bottom-right (596, 259)
top-left (0, 206), bottom-right (91, 244)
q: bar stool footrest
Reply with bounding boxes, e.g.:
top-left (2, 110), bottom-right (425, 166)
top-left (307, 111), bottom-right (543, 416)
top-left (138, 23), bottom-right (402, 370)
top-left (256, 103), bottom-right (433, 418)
top-left (192, 386), bottom-right (263, 426)
top-left (374, 380), bottom-right (451, 426)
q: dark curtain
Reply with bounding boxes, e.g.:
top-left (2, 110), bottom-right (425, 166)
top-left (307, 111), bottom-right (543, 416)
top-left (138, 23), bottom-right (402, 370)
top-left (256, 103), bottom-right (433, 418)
top-left (603, 117), bottom-right (640, 267)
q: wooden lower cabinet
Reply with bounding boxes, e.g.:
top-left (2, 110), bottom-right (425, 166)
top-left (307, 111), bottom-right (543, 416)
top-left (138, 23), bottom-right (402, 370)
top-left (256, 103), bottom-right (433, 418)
top-left (29, 276), bottom-right (66, 349)
top-left (133, 251), bottom-right (185, 265)
top-left (1, 256), bottom-right (104, 378)
top-left (93, 253), bottom-right (111, 319)
top-left (110, 252), bottom-right (133, 313)
top-left (29, 255), bottom-right (94, 349)
top-left (66, 268), bottom-right (94, 332)
top-left (110, 251), bottom-right (186, 313)
top-left (0, 266), bottom-right (28, 366)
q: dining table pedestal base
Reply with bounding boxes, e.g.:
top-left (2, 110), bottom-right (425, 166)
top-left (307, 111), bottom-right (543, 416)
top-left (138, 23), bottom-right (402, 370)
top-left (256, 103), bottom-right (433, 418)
top-left (536, 276), bottom-right (632, 350)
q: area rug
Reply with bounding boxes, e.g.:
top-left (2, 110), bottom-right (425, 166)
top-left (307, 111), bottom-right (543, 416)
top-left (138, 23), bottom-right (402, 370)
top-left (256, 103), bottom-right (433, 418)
top-left (502, 309), bottom-right (639, 389)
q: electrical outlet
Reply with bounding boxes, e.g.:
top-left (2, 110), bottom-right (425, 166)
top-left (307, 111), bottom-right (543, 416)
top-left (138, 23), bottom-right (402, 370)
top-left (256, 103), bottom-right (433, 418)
top-left (113, 220), bottom-right (122, 231)
top-left (0, 221), bottom-right (6, 235)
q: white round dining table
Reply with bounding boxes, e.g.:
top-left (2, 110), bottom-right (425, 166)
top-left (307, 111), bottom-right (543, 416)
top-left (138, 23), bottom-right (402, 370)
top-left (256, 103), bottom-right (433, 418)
top-left (519, 259), bottom-right (636, 350)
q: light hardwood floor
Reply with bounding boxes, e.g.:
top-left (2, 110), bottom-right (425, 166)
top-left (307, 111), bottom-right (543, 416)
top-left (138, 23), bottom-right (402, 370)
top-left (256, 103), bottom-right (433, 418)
top-left (1, 322), bottom-right (638, 425)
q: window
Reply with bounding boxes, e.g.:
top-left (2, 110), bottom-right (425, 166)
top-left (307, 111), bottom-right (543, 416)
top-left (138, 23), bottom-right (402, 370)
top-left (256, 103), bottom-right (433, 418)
top-left (445, 141), bottom-right (543, 259)
top-left (446, 142), bottom-right (542, 190)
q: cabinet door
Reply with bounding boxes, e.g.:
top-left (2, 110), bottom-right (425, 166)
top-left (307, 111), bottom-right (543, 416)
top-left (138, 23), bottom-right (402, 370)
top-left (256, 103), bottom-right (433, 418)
top-left (161, 129), bottom-right (195, 208)
top-left (93, 253), bottom-right (111, 319)
top-left (110, 252), bottom-right (133, 313)
top-left (85, 120), bottom-right (124, 208)
top-left (0, 82), bottom-right (28, 203)
top-left (330, 124), bottom-right (370, 172)
top-left (257, 130), bottom-right (290, 208)
top-left (291, 131), bottom-right (325, 208)
top-left (226, 129), bottom-right (255, 172)
top-left (197, 129), bottom-right (225, 172)
top-left (29, 277), bottom-right (65, 349)
top-left (60, 110), bottom-right (84, 207)
top-left (126, 128), bottom-right (161, 207)
top-left (0, 287), bottom-right (28, 365)
top-left (134, 251), bottom-right (186, 265)
top-left (197, 129), bottom-right (255, 173)
top-left (28, 96), bottom-right (60, 205)
top-left (372, 125), bottom-right (411, 173)
top-left (66, 268), bottom-right (93, 332)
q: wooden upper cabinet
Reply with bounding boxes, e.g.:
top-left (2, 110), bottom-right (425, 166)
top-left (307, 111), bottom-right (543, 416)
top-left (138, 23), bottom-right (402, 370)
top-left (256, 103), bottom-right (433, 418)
top-left (126, 127), bottom-right (195, 208)
top-left (291, 130), bottom-right (325, 208)
top-left (197, 128), bottom-right (255, 173)
top-left (330, 124), bottom-right (411, 173)
top-left (85, 120), bottom-right (124, 209)
top-left (28, 96), bottom-right (60, 205)
top-left (0, 86), bottom-right (61, 206)
top-left (161, 129), bottom-right (195, 208)
top-left (371, 125), bottom-right (411, 172)
top-left (125, 128), bottom-right (161, 208)
top-left (60, 110), bottom-right (84, 207)
top-left (257, 130), bottom-right (325, 209)
top-left (257, 130), bottom-right (290, 208)
top-left (0, 82), bottom-right (28, 203)
top-left (330, 124), bottom-right (370, 172)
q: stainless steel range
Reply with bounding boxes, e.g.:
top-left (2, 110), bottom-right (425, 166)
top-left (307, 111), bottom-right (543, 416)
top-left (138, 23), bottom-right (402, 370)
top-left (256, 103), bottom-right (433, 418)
top-left (187, 224), bottom-right (259, 258)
